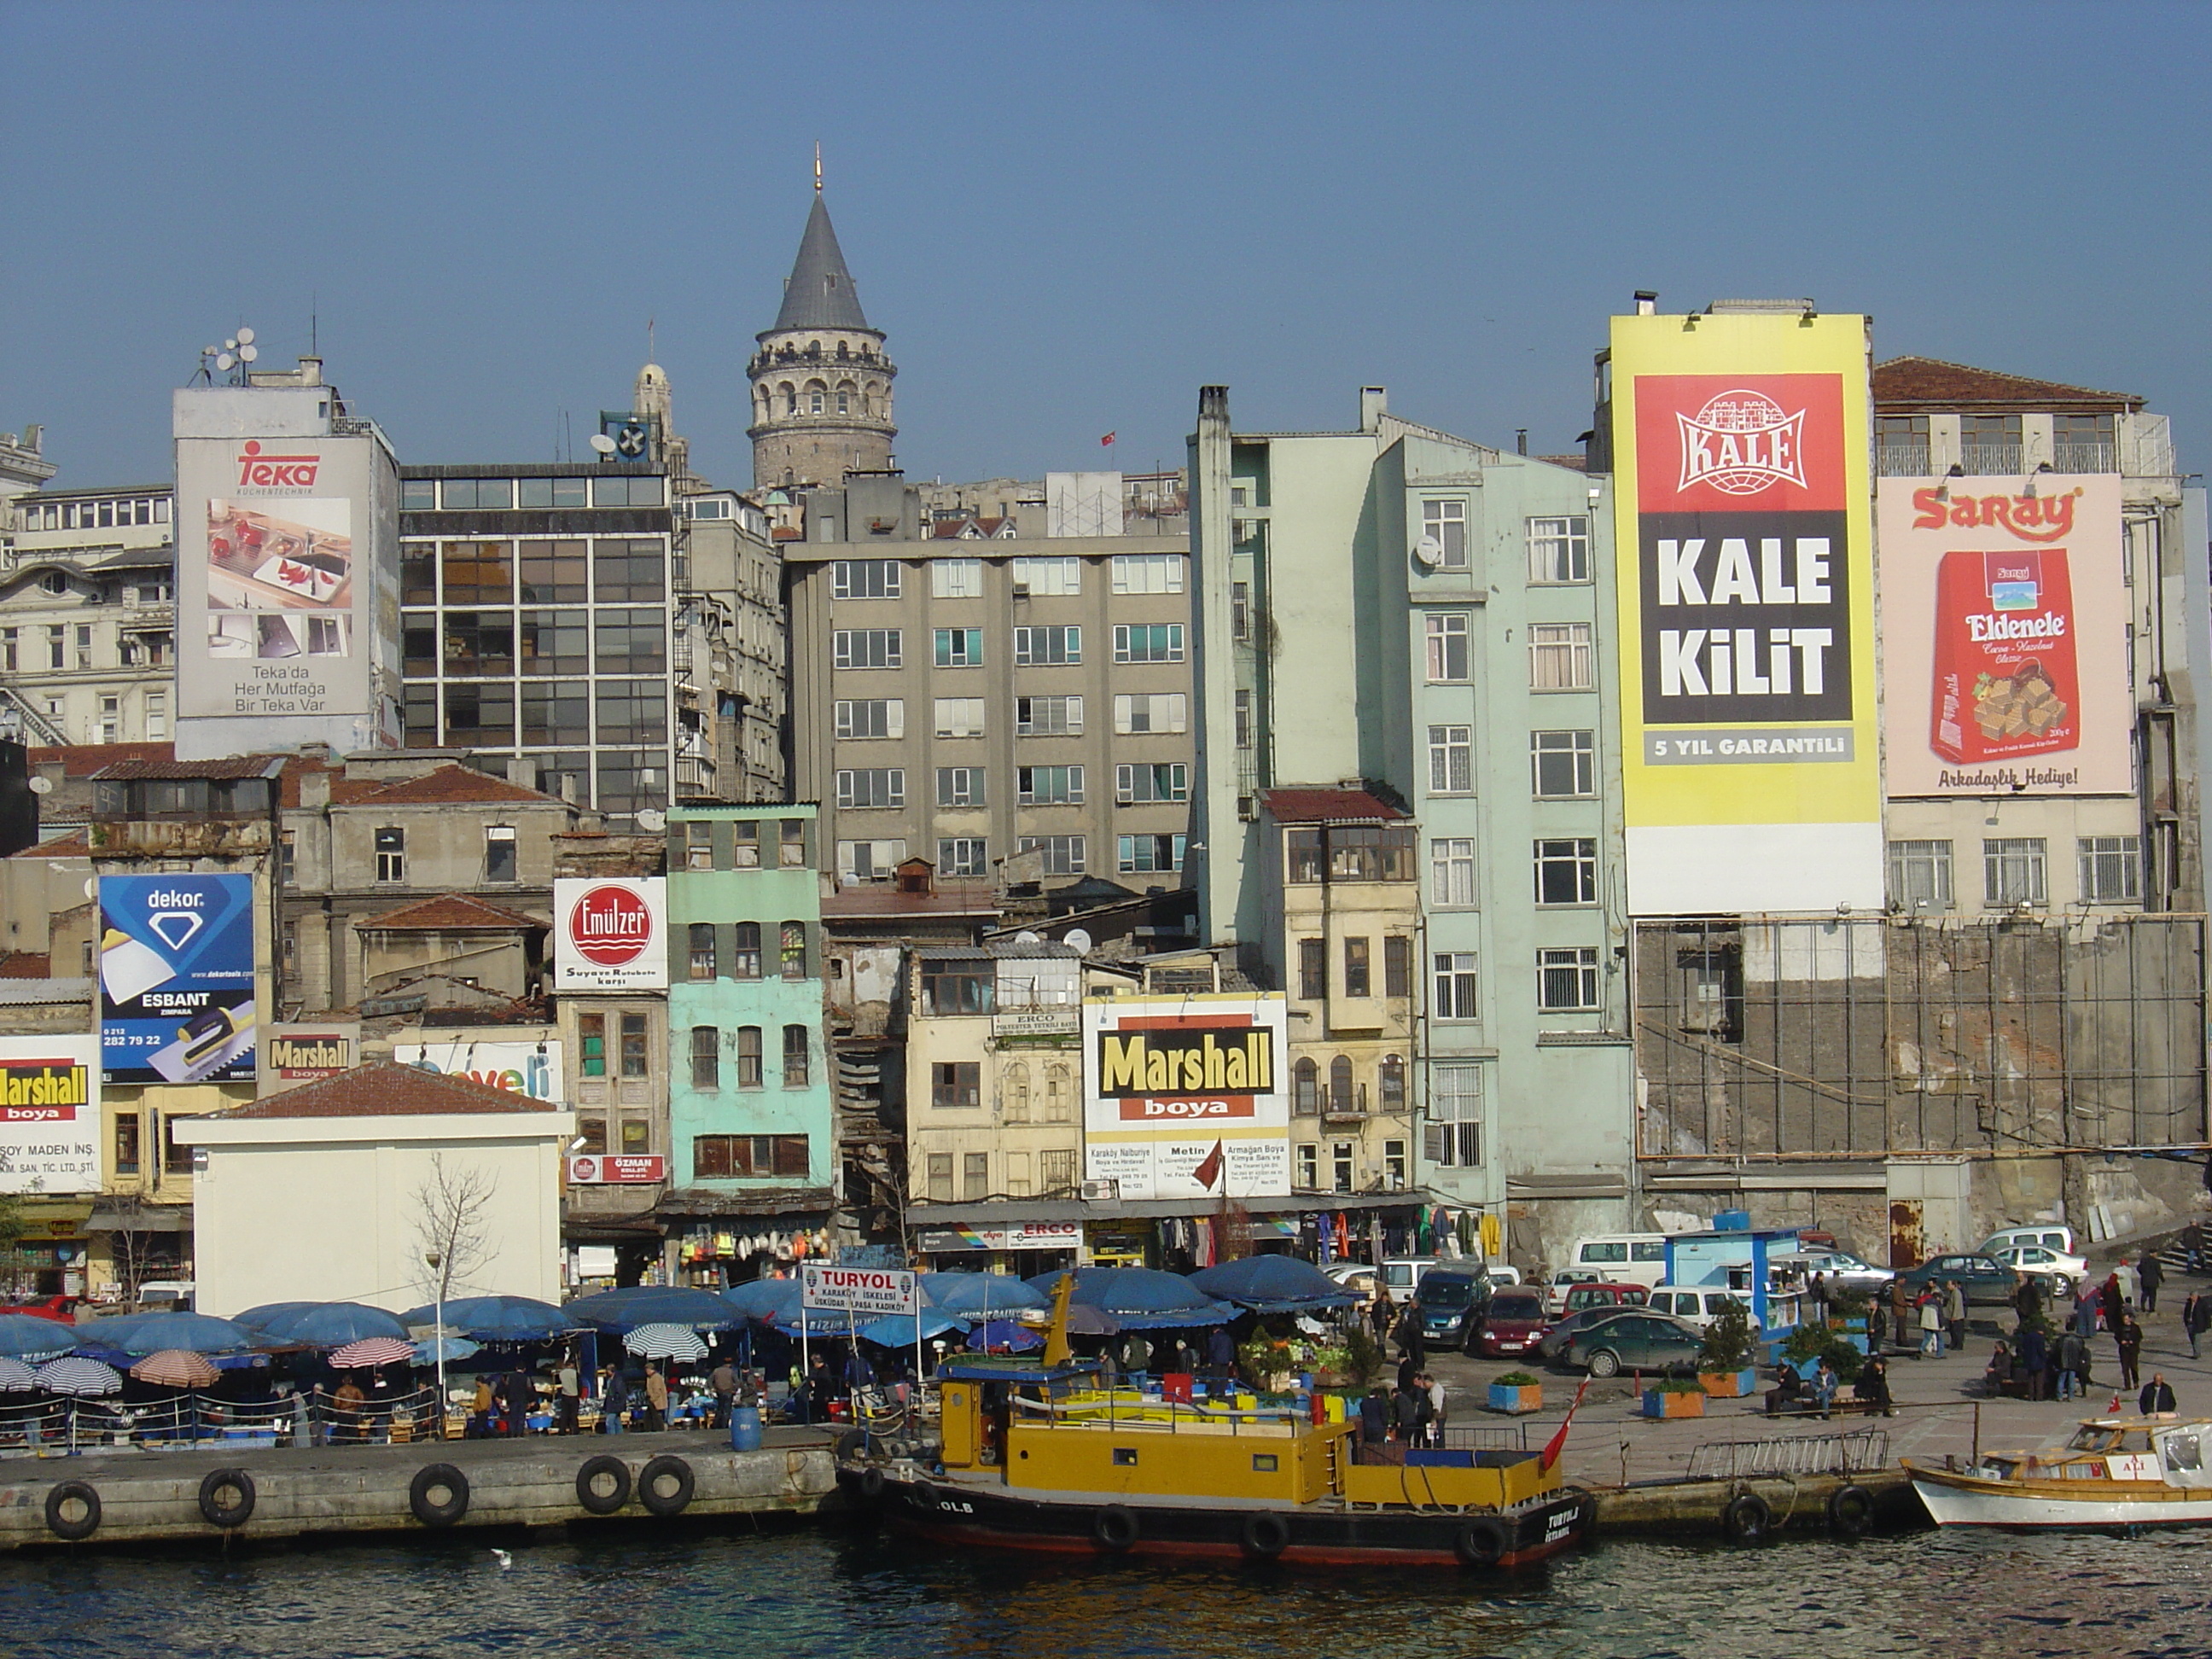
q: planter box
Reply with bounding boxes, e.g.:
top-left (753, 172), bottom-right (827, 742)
top-left (1486, 1382), bottom-right (1543, 1415)
top-left (1642, 1388), bottom-right (1707, 1419)
top-left (1698, 1369), bottom-right (1759, 1398)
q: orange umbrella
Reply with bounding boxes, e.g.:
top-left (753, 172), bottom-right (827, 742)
top-left (129, 1348), bottom-right (219, 1388)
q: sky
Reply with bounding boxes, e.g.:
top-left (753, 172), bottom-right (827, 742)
top-left (5, 1), bottom-right (2210, 491)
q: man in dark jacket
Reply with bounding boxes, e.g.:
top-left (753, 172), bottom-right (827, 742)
top-left (2116, 1315), bottom-right (2145, 1390)
top-left (2139, 1251), bottom-right (2164, 1315)
top-left (2140, 1371), bottom-right (2178, 1415)
top-left (2017, 1324), bottom-right (2051, 1401)
top-left (2187, 1293), bottom-right (2212, 1360)
top-left (1357, 1387), bottom-right (1390, 1451)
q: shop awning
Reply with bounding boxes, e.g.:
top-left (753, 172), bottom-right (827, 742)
top-left (18, 1199), bottom-right (97, 1237)
top-left (84, 1203), bottom-right (188, 1234)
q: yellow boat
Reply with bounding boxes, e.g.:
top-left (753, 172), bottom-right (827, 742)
top-left (1906, 1416), bottom-right (2212, 1530)
top-left (837, 1278), bottom-right (1592, 1569)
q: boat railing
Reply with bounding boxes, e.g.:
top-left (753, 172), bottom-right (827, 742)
top-left (1437, 1423), bottom-right (1532, 1454)
top-left (1011, 1392), bottom-right (1311, 1436)
top-left (1685, 1428), bottom-right (1889, 1481)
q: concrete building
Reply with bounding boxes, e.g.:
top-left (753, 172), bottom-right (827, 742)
top-left (787, 471), bottom-right (1195, 891)
top-left (178, 1061), bottom-right (573, 1316)
top-left (1188, 384), bottom-right (1635, 1266)
top-left (0, 480), bottom-right (175, 747)
top-left (678, 487), bottom-right (787, 800)
top-left (748, 183), bottom-right (896, 492)
top-left (660, 801), bottom-right (836, 1284)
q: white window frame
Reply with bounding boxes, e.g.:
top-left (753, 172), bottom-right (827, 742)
top-left (1530, 622), bottom-right (1592, 690)
top-left (934, 697), bottom-right (985, 738)
top-left (1537, 946), bottom-right (1602, 1012)
top-left (832, 628), bottom-right (900, 670)
top-left (1115, 761), bottom-right (1187, 804)
top-left (2077, 835), bottom-right (2142, 905)
top-left (1422, 499), bottom-right (1469, 569)
top-left (1432, 952), bottom-right (1478, 1020)
top-left (1427, 725), bottom-right (1473, 794)
top-left (1112, 622), bottom-right (1185, 664)
top-left (1013, 625), bottom-right (1080, 665)
top-left (930, 557), bottom-right (983, 598)
top-left (1016, 694), bottom-right (1083, 736)
top-left (1010, 556), bottom-right (1080, 596)
top-left (1425, 613), bottom-right (1470, 682)
top-left (1530, 730), bottom-right (1596, 797)
top-left (1425, 1066), bottom-right (1482, 1167)
top-left (1429, 837), bottom-right (1477, 907)
top-left (835, 768), bottom-right (905, 810)
top-left (1109, 552), bottom-right (1186, 594)
top-left (934, 627), bottom-right (983, 668)
top-left (1527, 515), bottom-right (1592, 584)
top-left (1017, 834), bottom-right (1087, 875)
top-left (1113, 692), bottom-right (1187, 735)
top-left (936, 765), bottom-right (987, 808)
top-left (1983, 837), bottom-right (2049, 907)
top-left (937, 837), bottom-right (988, 877)
top-left (1888, 839), bottom-right (1953, 910)
top-left (1018, 765), bottom-right (1084, 806)
top-left (834, 698), bottom-right (904, 740)
top-left (831, 559), bottom-right (901, 600)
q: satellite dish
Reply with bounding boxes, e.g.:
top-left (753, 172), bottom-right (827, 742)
top-left (27, 776), bottom-right (52, 795)
top-left (1063, 928), bottom-right (1093, 954)
top-left (636, 808), bottom-right (667, 831)
top-left (589, 433), bottom-right (618, 456)
top-left (216, 353), bottom-right (235, 371)
top-left (224, 339), bottom-right (238, 351)
top-left (235, 327), bottom-right (255, 345)
top-left (1412, 535), bottom-right (1442, 569)
top-left (238, 345), bottom-right (259, 363)
top-left (1014, 930), bottom-right (1043, 944)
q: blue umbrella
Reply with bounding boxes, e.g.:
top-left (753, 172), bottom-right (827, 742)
top-left (856, 1309), bottom-right (969, 1348)
top-left (1188, 1255), bottom-right (1362, 1314)
top-left (112, 1312), bottom-right (257, 1356)
top-left (720, 1278), bottom-right (801, 1321)
top-left (563, 1285), bottom-right (741, 1334)
top-left (414, 1334), bottom-right (481, 1365)
top-left (232, 1301), bottom-right (322, 1334)
top-left (969, 1318), bottom-right (1044, 1352)
top-left (1024, 1267), bottom-right (1236, 1330)
top-left (256, 1302), bottom-right (410, 1347)
top-left (0, 1314), bottom-right (76, 1359)
top-left (399, 1295), bottom-right (574, 1342)
top-left (923, 1272), bottom-right (1051, 1317)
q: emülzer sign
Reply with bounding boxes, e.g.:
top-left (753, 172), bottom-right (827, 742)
top-left (551, 878), bottom-right (668, 990)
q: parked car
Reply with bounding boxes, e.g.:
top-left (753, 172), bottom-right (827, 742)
top-left (1322, 1264), bottom-right (1380, 1298)
top-left (1536, 1298), bottom-right (1656, 1363)
top-left (1895, 1254), bottom-right (2019, 1307)
top-left (1771, 1249), bottom-right (1895, 1295)
top-left (134, 1280), bottom-right (195, 1313)
top-left (1644, 1285), bottom-right (1752, 1331)
top-left (1988, 1243), bottom-right (2088, 1295)
top-left (1414, 1268), bottom-right (1493, 1350)
top-left (1562, 1233), bottom-right (1673, 1291)
top-left (1471, 1288), bottom-right (1551, 1359)
top-left (1377, 1256), bottom-right (1442, 1296)
top-left (0, 1294), bottom-right (74, 1323)
top-left (1556, 1282), bottom-right (1650, 1324)
top-left (1485, 1266), bottom-right (1523, 1286)
top-left (1979, 1225), bottom-right (2076, 1260)
top-left (1556, 1310), bottom-right (1704, 1378)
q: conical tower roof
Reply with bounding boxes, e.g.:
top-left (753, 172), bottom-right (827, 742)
top-left (771, 193), bottom-right (872, 334)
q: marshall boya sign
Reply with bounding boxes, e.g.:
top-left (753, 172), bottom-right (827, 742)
top-left (1082, 995), bottom-right (1289, 1202)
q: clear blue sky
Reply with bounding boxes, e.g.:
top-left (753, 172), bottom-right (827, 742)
top-left (5, 2), bottom-right (2209, 490)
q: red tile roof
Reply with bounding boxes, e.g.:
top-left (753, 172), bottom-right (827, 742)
top-left (1871, 357), bottom-right (2142, 413)
top-left (91, 754), bottom-right (289, 782)
top-left (31, 742), bottom-right (174, 777)
top-left (1260, 787), bottom-right (1406, 824)
top-left (347, 764), bottom-right (567, 808)
top-left (821, 883), bottom-right (1002, 917)
top-left (219, 1059), bottom-right (554, 1119)
top-left (357, 894), bottom-right (547, 932)
top-left (10, 830), bottom-right (90, 859)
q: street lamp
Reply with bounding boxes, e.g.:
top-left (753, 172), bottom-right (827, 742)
top-left (424, 1249), bottom-right (445, 1436)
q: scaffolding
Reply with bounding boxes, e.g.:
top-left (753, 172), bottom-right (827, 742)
top-left (1633, 914), bottom-right (2209, 1161)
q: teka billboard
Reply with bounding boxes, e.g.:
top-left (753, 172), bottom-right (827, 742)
top-left (552, 879), bottom-right (667, 991)
top-left (1608, 309), bottom-right (1883, 914)
top-left (1082, 994), bottom-right (1289, 1201)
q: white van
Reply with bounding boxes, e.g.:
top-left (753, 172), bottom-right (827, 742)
top-left (1564, 1234), bottom-right (1671, 1291)
top-left (1645, 1284), bottom-right (1751, 1331)
top-left (1979, 1225), bottom-right (2075, 1259)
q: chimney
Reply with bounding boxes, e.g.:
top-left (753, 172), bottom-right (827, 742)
top-left (1359, 387), bottom-right (1388, 433)
top-left (1516, 429), bottom-right (1529, 457)
top-left (1634, 291), bottom-right (1658, 317)
top-left (296, 357), bottom-right (323, 387)
top-left (297, 765), bottom-right (331, 811)
top-left (1197, 386), bottom-right (1229, 424)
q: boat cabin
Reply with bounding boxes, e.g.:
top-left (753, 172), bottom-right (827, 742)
top-left (934, 1354), bottom-right (1561, 1513)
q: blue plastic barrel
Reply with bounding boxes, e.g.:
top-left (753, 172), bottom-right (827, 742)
top-left (729, 1405), bottom-right (763, 1452)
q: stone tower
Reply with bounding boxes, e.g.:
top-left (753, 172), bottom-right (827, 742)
top-left (748, 172), bottom-right (896, 491)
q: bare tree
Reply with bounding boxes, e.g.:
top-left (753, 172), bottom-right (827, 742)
top-left (412, 1154), bottom-right (498, 1307)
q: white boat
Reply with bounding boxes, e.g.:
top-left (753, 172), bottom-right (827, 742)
top-left (1906, 1416), bottom-right (2212, 1529)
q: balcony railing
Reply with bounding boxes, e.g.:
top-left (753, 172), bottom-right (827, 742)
top-left (2052, 441), bottom-right (2116, 474)
top-left (1959, 443), bottom-right (2024, 476)
top-left (1875, 443), bottom-right (1930, 478)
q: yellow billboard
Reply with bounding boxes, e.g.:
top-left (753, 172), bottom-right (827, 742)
top-left (1609, 310), bottom-right (1883, 914)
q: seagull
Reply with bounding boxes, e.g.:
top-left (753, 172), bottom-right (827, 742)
top-left (490, 1548), bottom-right (512, 1570)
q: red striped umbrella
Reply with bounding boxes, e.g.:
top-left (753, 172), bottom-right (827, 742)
top-left (328, 1336), bottom-right (416, 1369)
top-left (129, 1348), bottom-right (219, 1388)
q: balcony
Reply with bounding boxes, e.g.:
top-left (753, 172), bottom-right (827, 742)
top-left (1874, 443), bottom-right (1930, 478)
top-left (2052, 441), bottom-right (2116, 474)
top-left (1959, 443), bottom-right (2024, 477)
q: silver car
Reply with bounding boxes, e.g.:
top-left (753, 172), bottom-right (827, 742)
top-left (1773, 1249), bottom-right (1894, 1295)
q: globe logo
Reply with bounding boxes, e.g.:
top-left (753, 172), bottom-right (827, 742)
top-left (1675, 389), bottom-right (1807, 497)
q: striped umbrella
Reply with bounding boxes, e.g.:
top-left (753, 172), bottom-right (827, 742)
top-left (129, 1348), bottom-right (220, 1388)
top-left (328, 1336), bottom-right (416, 1370)
top-left (0, 1357), bottom-right (39, 1392)
top-left (624, 1323), bottom-right (707, 1361)
top-left (36, 1357), bottom-right (122, 1396)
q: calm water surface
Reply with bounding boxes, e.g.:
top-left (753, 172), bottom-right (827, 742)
top-left (5, 1521), bottom-right (2210, 1659)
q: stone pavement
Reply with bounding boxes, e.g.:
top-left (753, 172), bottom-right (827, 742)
top-left (1423, 1285), bottom-right (2212, 1488)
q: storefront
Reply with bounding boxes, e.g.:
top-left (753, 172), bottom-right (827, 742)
top-left (10, 1199), bottom-right (96, 1299)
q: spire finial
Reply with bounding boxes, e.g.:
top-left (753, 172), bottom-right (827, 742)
top-left (648, 316), bottom-right (656, 363)
top-left (814, 142), bottom-right (823, 193)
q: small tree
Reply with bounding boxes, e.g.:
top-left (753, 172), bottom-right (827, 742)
top-left (412, 1155), bottom-right (498, 1308)
top-left (1698, 1298), bottom-right (1756, 1374)
top-left (0, 1194), bottom-right (25, 1298)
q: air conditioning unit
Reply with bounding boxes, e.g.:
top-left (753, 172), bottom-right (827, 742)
top-left (1011, 582), bottom-right (1031, 597)
top-left (1080, 1179), bottom-right (1120, 1202)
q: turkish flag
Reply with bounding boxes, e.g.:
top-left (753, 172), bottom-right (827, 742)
top-left (1540, 1377), bottom-right (1591, 1472)
top-left (1100, 431), bottom-right (1116, 446)
top-left (1191, 1140), bottom-right (1225, 1192)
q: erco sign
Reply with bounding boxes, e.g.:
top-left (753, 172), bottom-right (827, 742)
top-left (552, 879), bottom-right (667, 990)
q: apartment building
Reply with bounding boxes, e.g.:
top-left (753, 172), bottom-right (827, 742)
top-left (787, 471), bottom-right (1195, 890)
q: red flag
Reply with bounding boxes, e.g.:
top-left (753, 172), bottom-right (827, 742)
top-left (1191, 1140), bottom-right (1225, 1191)
top-left (1100, 431), bottom-right (1116, 446)
top-left (1540, 1376), bottom-right (1591, 1472)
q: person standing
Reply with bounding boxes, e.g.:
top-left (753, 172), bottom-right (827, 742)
top-left (2140, 1371), bottom-right (2178, 1415)
top-left (710, 1357), bottom-right (740, 1429)
top-left (1370, 1290), bottom-right (1395, 1345)
top-left (1394, 1300), bottom-right (1426, 1371)
top-left (2017, 1322), bottom-right (2051, 1402)
top-left (1206, 1323), bottom-right (1236, 1381)
top-left (1426, 1371), bottom-right (1447, 1440)
top-left (1854, 1353), bottom-right (1895, 1417)
top-left (2187, 1293), bottom-right (2211, 1361)
top-left (1944, 1278), bottom-right (1968, 1351)
top-left (1889, 1280), bottom-right (1911, 1352)
top-left (600, 1366), bottom-right (629, 1434)
top-left (1806, 1272), bottom-right (1829, 1332)
top-left (2100, 1272), bottom-right (2124, 1333)
top-left (1918, 1291), bottom-right (1944, 1359)
top-left (2055, 1330), bottom-right (2087, 1402)
top-left (2116, 1314), bottom-right (2145, 1391)
top-left (2139, 1250), bottom-right (2164, 1315)
top-left (556, 1357), bottom-right (581, 1435)
top-left (1393, 1379), bottom-right (1423, 1447)
top-left (1357, 1386), bottom-right (1389, 1453)
top-left (2074, 1289), bottom-right (2100, 1340)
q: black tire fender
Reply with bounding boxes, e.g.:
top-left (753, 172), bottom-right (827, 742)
top-left (409, 1463), bottom-right (470, 1528)
top-left (574, 1454), bottom-right (631, 1516)
top-left (1722, 1491), bottom-right (1772, 1544)
top-left (1240, 1511), bottom-right (1290, 1558)
top-left (44, 1480), bottom-right (100, 1542)
top-left (637, 1454), bottom-right (695, 1516)
top-left (857, 1464), bottom-right (888, 1502)
top-left (1827, 1482), bottom-right (1874, 1536)
top-left (1092, 1503), bottom-right (1139, 1552)
top-left (834, 1428), bottom-right (868, 1463)
top-left (197, 1467), bottom-right (256, 1529)
top-left (1453, 1516), bottom-right (1508, 1567)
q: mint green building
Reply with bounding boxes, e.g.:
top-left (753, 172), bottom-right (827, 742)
top-left (664, 805), bottom-right (835, 1231)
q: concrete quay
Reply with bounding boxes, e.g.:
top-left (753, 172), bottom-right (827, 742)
top-left (0, 1426), bottom-right (838, 1552)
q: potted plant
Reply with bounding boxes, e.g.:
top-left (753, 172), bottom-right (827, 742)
top-left (1642, 1375), bottom-right (1707, 1418)
top-left (1697, 1300), bottom-right (1760, 1397)
top-left (1486, 1371), bottom-right (1543, 1414)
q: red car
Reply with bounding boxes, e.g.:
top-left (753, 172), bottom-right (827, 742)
top-left (0, 1295), bottom-right (75, 1324)
top-left (1473, 1288), bottom-right (1550, 1358)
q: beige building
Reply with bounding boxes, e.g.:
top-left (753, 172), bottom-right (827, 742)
top-left (788, 473), bottom-right (1195, 891)
top-left (1256, 789), bottom-right (1421, 1198)
top-left (178, 1062), bottom-right (573, 1317)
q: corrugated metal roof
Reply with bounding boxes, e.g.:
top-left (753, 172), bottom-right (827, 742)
top-left (0, 978), bottom-right (95, 1005)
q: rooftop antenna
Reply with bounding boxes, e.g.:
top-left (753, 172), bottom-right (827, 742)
top-left (649, 316), bottom-right (655, 363)
top-left (814, 141), bottom-right (823, 193)
top-left (310, 292), bottom-right (318, 356)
